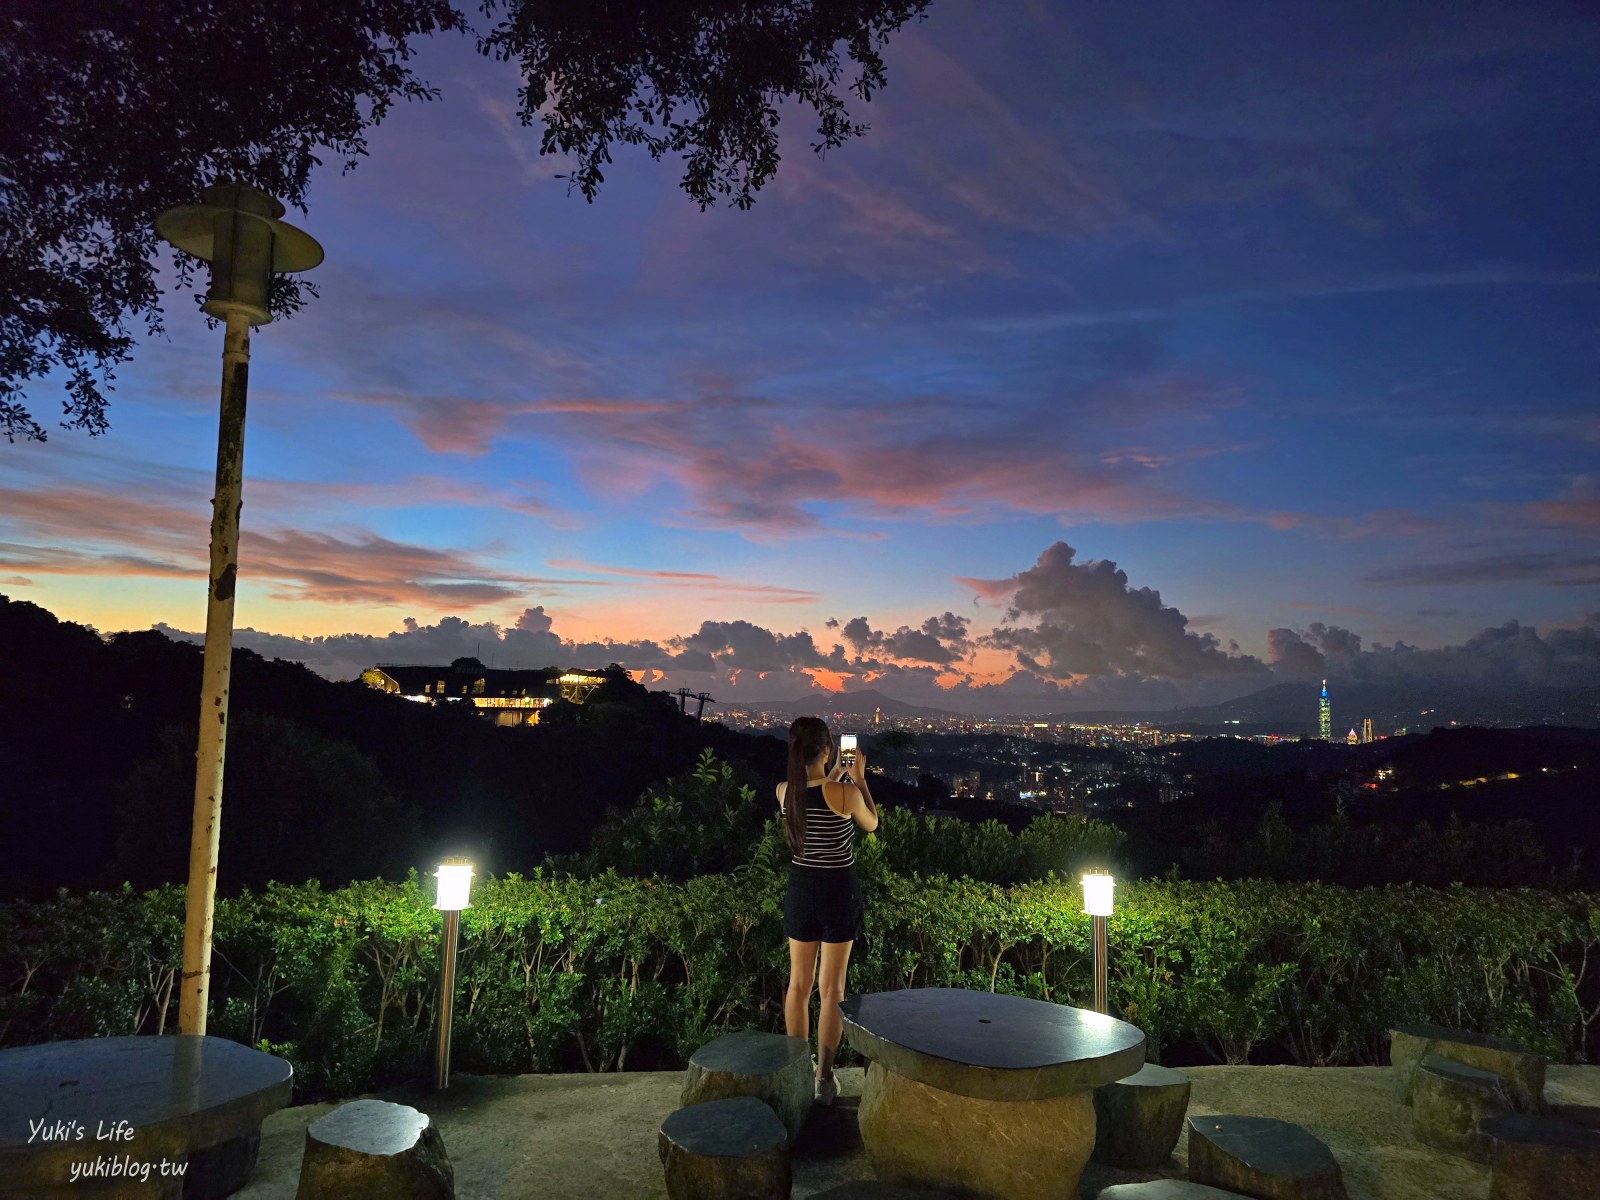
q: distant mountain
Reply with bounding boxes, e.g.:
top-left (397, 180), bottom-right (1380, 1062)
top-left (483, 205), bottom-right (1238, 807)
top-left (1053, 680), bottom-right (1600, 734)
top-left (722, 678), bottom-right (1600, 732)
top-left (718, 688), bottom-right (960, 720)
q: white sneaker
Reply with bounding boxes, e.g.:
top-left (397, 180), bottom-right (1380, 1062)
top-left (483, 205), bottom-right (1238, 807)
top-left (816, 1075), bottom-right (837, 1105)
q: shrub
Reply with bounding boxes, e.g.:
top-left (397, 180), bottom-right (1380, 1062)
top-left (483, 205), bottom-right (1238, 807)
top-left (1, 875), bottom-right (1594, 1099)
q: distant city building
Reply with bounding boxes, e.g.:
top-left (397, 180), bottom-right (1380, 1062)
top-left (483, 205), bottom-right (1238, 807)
top-left (361, 658), bottom-right (608, 726)
top-left (1346, 727), bottom-right (1359, 745)
top-left (1319, 680), bottom-right (1332, 741)
top-left (1361, 717), bottom-right (1374, 744)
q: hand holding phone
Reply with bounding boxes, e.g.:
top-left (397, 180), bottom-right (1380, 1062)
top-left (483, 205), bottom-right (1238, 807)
top-left (838, 734), bottom-right (858, 779)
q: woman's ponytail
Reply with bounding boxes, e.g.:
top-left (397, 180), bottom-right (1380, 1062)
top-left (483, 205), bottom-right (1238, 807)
top-left (784, 716), bottom-right (829, 856)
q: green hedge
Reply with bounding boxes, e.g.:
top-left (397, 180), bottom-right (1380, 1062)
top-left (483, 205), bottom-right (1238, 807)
top-left (1, 874), bottom-right (1595, 1099)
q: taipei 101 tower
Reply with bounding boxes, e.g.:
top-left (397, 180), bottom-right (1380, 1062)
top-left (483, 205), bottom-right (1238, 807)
top-left (1319, 680), bottom-right (1332, 741)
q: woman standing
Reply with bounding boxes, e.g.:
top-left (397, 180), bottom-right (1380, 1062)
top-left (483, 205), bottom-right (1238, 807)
top-left (777, 716), bottom-right (878, 1104)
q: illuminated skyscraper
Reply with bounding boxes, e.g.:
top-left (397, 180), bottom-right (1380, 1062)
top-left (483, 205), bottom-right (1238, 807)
top-left (1319, 680), bottom-right (1332, 741)
top-left (1361, 717), bottom-right (1374, 744)
top-left (1346, 728), bottom-right (1359, 745)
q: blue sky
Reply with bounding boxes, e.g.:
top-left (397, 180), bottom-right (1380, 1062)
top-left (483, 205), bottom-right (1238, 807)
top-left (3, 0), bottom-right (1598, 710)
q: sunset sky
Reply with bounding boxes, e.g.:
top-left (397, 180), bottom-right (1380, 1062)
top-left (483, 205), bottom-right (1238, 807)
top-left (4, 1), bottom-right (1598, 711)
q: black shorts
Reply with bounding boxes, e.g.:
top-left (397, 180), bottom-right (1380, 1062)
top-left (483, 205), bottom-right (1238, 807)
top-left (784, 864), bottom-right (864, 944)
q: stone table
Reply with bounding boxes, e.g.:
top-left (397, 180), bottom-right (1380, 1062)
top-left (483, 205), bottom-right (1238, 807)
top-left (0, 1035), bottom-right (292, 1199)
top-left (839, 988), bottom-right (1146, 1199)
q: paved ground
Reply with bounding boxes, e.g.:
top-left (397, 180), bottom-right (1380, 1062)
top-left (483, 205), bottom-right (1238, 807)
top-left (238, 1062), bottom-right (1600, 1199)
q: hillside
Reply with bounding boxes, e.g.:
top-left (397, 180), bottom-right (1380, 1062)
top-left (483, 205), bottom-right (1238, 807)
top-left (0, 596), bottom-right (784, 901)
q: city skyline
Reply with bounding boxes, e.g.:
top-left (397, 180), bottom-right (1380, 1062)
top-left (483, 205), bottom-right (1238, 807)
top-left (3, 2), bottom-right (1598, 712)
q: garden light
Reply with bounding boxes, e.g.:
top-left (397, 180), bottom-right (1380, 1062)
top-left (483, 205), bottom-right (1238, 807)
top-left (1081, 870), bottom-right (1114, 1015)
top-left (433, 857), bottom-right (474, 1088)
top-left (1081, 870), bottom-right (1114, 917)
top-left (434, 859), bottom-right (475, 911)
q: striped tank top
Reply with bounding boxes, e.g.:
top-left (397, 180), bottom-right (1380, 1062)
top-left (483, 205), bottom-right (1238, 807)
top-left (790, 782), bottom-right (855, 868)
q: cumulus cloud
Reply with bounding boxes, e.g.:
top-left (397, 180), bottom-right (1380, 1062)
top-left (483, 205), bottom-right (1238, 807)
top-left (1266, 623), bottom-right (1365, 679)
top-left (838, 611), bottom-right (972, 664)
top-left (973, 542), bottom-right (1268, 682)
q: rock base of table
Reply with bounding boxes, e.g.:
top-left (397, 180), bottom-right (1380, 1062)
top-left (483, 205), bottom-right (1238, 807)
top-left (186, 1130), bottom-right (262, 1199)
top-left (1411, 1055), bottom-right (1513, 1162)
top-left (296, 1100), bottom-right (454, 1200)
top-left (1093, 1061), bottom-right (1191, 1167)
top-left (659, 1096), bottom-right (791, 1200)
top-left (857, 1060), bottom-right (1094, 1200)
top-left (1390, 1024), bottom-right (1545, 1113)
top-left (681, 1031), bottom-right (813, 1143)
top-left (1481, 1114), bottom-right (1600, 1200)
top-left (1188, 1115), bottom-right (1349, 1200)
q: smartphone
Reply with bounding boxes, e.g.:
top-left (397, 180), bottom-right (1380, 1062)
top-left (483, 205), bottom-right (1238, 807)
top-left (839, 734), bottom-right (858, 773)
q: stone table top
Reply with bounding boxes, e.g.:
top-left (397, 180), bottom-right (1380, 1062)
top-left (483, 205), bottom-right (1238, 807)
top-left (839, 988), bottom-right (1146, 1101)
top-left (0, 1035), bottom-right (292, 1186)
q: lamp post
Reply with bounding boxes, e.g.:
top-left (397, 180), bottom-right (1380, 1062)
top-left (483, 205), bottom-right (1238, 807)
top-left (433, 858), bottom-right (475, 1090)
top-left (1081, 870), bottom-right (1114, 1015)
top-left (155, 183), bottom-right (323, 1037)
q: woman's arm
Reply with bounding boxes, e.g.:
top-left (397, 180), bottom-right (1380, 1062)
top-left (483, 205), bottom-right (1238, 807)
top-left (850, 750), bottom-right (879, 833)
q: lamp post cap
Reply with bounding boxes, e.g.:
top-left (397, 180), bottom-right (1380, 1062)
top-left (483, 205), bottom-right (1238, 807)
top-left (155, 184), bottom-right (323, 274)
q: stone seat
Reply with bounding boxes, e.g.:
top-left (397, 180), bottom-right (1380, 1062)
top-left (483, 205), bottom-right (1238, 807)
top-left (1411, 1054), bottom-right (1514, 1162)
top-left (1093, 1061), bottom-right (1192, 1168)
top-left (1390, 1023), bottom-right (1546, 1113)
top-left (1187, 1115), bottom-right (1349, 1200)
top-left (1100, 1183), bottom-right (1252, 1200)
top-left (296, 1099), bottom-right (453, 1200)
top-left (1479, 1113), bottom-right (1600, 1200)
top-left (681, 1030), bottom-right (813, 1143)
top-left (807, 1184), bottom-right (963, 1198)
top-left (658, 1095), bottom-right (791, 1200)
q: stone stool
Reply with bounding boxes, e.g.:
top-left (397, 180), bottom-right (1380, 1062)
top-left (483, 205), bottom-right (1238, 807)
top-left (296, 1099), bottom-right (453, 1200)
top-left (1390, 1024), bottom-right (1546, 1112)
top-left (1479, 1114), bottom-right (1600, 1200)
top-left (1093, 1061), bottom-right (1192, 1167)
top-left (658, 1095), bottom-right (791, 1200)
top-left (681, 1030), bottom-right (813, 1143)
top-left (1101, 1183), bottom-right (1252, 1200)
top-left (1187, 1115), bottom-right (1349, 1200)
top-left (1411, 1054), bottom-right (1514, 1161)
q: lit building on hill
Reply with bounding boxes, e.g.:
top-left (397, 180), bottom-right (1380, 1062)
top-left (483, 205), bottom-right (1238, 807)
top-left (360, 657), bottom-right (609, 726)
top-left (1346, 727), bottom-right (1359, 745)
top-left (1319, 680), bottom-right (1332, 741)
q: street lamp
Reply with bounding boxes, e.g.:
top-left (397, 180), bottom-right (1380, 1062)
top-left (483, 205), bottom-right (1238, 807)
top-left (155, 183), bottom-right (323, 1037)
top-left (1081, 870), bottom-right (1114, 1015)
top-left (433, 858), bottom-right (475, 1089)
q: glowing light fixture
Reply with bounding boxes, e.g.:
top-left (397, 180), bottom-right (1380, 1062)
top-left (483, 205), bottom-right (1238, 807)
top-left (434, 858), bottom-right (475, 911)
top-left (1081, 870), bottom-right (1114, 1015)
top-left (433, 857), bottom-right (474, 1088)
top-left (1081, 870), bottom-right (1114, 917)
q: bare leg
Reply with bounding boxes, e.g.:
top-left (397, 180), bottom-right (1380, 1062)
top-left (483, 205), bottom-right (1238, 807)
top-left (816, 939), bottom-right (854, 1080)
top-left (785, 939), bottom-right (819, 1041)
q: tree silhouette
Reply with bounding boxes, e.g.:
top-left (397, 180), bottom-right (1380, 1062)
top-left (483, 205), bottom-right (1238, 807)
top-left (1, 0), bottom-right (931, 441)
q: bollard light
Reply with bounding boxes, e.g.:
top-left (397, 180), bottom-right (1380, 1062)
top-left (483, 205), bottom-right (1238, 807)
top-left (434, 859), bottom-right (475, 911)
top-left (433, 858), bottom-right (474, 1089)
top-left (1081, 870), bottom-right (1114, 917)
top-left (1081, 870), bottom-right (1114, 1015)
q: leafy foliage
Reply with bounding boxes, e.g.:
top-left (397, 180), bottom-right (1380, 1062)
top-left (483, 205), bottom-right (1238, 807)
top-left (1184, 801), bottom-right (1572, 888)
top-left (563, 748), bottom-right (769, 881)
top-left (1, 0), bottom-right (928, 440)
top-left (3, 876), bottom-right (1595, 1098)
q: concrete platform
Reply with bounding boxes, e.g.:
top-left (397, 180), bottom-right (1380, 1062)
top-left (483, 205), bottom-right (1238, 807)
top-left (233, 1063), bottom-right (1600, 1200)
